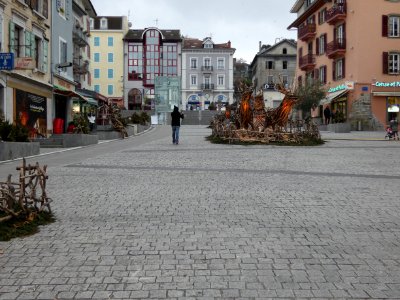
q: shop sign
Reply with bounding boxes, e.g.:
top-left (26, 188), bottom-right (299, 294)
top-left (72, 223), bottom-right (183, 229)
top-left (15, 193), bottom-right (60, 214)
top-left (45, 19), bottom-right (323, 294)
top-left (328, 81), bottom-right (354, 93)
top-left (15, 57), bottom-right (35, 70)
top-left (0, 53), bottom-right (14, 70)
top-left (375, 81), bottom-right (400, 87)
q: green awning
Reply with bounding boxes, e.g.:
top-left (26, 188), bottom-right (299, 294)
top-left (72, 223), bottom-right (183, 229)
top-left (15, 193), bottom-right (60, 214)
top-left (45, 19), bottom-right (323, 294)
top-left (54, 85), bottom-right (97, 106)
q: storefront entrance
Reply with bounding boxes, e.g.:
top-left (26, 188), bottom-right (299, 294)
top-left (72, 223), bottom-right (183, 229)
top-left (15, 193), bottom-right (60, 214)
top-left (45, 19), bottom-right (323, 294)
top-left (387, 96), bottom-right (400, 121)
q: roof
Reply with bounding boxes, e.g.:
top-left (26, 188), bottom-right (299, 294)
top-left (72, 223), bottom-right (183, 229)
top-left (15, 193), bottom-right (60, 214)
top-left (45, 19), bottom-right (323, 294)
top-left (287, 0), bottom-right (325, 29)
top-left (250, 39), bottom-right (297, 67)
top-left (92, 16), bottom-right (124, 30)
top-left (182, 38), bottom-right (233, 49)
top-left (124, 28), bottom-right (182, 42)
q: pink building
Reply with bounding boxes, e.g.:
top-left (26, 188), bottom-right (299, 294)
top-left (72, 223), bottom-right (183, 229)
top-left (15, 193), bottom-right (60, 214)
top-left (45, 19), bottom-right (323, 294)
top-left (288, 0), bottom-right (400, 130)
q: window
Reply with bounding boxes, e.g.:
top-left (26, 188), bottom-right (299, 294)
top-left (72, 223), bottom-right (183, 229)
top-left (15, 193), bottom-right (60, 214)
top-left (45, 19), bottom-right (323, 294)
top-left (190, 58), bottom-right (197, 69)
top-left (218, 75), bottom-right (224, 86)
top-left (108, 53), bottom-right (113, 62)
top-left (282, 61), bottom-right (288, 70)
top-left (204, 42), bottom-right (213, 49)
top-left (59, 39), bottom-right (67, 64)
top-left (108, 37), bottom-right (113, 46)
top-left (56, 0), bottom-right (65, 18)
top-left (389, 16), bottom-right (400, 37)
top-left (318, 34), bottom-right (326, 55)
top-left (306, 0), bottom-right (314, 6)
top-left (100, 18), bottom-right (108, 29)
top-left (333, 58), bottom-right (345, 80)
top-left (266, 61), bottom-right (275, 70)
top-left (108, 69), bottom-right (113, 78)
top-left (94, 85), bottom-right (100, 93)
top-left (318, 8), bottom-right (327, 24)
top-left (107, 85), bottom-right (113, 95)
top-left (319, 65), bottom-right (327, 84)
top-left (89, 18), bottom-right (94, 29)
top-left (204, 58), bottom-right (211, 67)
top-left (94, 53), bottom-right (100, 62)
top-left (94, 37), bottom-right (100, 46)
top-left (190, 75), bottom-right (197, 85)
top-left (94, 69), bottom-right (100, 78)
top-left (217, 58), bottom-right (225, 70)
top-left (389, 52), bottom-right (400, 73)
top-left (282, 75), bottom-right (289, 86)
top-left (282, 48), bottom-right (287, 55)
top-left (267, 75), bottom-right (274, 84)
top-left (11, 24), bottom-right (23, 57)
top-left (34, 36), bottom-right (41, 69)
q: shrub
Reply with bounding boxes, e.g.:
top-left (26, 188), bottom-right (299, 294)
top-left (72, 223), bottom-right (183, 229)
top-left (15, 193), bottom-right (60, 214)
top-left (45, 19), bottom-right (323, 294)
top-left (0, 119), bottom-right (29, 142)
top-left (140, 112), bottom-right (150, 125)
top-left (208, 102), bottom-right (216, 110)
top-left (131, 112), bottom-right (141, 124)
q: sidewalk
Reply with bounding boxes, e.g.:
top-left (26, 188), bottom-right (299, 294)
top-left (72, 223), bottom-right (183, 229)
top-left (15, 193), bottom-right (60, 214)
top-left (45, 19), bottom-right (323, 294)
top-left (320, 130), bottom-right (388, 141)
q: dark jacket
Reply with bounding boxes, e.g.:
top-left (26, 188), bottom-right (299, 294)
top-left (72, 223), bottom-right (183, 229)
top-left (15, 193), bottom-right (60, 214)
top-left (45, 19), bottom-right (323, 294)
top-left (171, 106), bottom-right (184, 126)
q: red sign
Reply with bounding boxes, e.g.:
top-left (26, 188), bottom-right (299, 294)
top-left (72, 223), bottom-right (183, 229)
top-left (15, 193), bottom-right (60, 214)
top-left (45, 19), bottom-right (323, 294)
top-left (15, 57), bottom-right (35, 70)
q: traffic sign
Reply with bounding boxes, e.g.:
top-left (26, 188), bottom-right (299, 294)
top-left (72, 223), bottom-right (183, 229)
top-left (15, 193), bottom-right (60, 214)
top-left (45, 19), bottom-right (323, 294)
top-left (0, 53), bottom-right (14, 70)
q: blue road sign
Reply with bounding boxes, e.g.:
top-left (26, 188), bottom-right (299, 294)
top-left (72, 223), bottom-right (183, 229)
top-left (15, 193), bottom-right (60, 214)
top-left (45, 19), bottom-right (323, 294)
top-left (0, 53), bottom-right (14, 70)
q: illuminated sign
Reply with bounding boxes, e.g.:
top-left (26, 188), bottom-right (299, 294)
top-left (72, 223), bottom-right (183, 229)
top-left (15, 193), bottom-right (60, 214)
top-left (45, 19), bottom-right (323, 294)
top-left (328, 81), bottom-right (354, 93)
top-left (388, 105), bottom-right (400, 112)
top-left (375, 81), bottom-right (400, 87)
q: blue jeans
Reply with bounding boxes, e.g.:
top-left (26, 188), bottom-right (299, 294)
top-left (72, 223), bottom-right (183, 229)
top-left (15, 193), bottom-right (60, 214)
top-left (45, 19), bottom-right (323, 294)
top-left (172, 126), bottom-right (180, 144)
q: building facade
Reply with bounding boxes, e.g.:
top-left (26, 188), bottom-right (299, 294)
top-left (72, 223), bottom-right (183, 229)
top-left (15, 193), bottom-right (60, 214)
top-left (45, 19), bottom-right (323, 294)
top-left (90, 16), bottom-right (129, 107)
top-left (0, 0), bottom-right (52, 138)
top-left (250, 39), bottom-right (297, 108)
top-left (288, 0), bottom-right (400, 129)
top-left (181, 37), bottom-right (235, 110)
top-left (123, 27), bottom-right (182, 111)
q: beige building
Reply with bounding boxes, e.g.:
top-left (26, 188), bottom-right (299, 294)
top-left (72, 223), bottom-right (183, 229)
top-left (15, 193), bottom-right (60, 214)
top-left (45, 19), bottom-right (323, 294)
top-left (0, 0), bottom-right (52, 137)
top-left (288, 0), bottom-right (400, 129)
top-left (90, 16), bottom-right (129, 107)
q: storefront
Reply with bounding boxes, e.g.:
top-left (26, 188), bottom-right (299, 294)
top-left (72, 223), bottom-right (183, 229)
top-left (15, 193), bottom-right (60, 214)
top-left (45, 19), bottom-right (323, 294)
top-left (319, 83), bottom-right (352, 124)
top-left (6, 73), bottom-right (52, 138)
top-left (372, 80), bottom-right (400, 126)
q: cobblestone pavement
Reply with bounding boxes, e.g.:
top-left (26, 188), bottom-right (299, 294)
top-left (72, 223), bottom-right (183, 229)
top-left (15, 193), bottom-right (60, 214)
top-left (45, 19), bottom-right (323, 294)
top-left (1, 126), bottom-right (400, 300)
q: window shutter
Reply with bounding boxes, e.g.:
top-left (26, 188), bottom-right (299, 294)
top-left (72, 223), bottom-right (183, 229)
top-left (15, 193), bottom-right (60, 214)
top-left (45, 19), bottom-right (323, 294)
top-left (324, 34), bottom-right (327, 53)
top-left (323, 66), bottom-right (327, 84)
top-left (30, 0), bottom-right (37, 10)
top-left (25, 31), bottom-right (31, 57)
top-left (342, 58), bottom-right (345, 78)
top-left (88, 71), bottom-right (91, 86)
top-left (316, 38), bottom-right (320, 55)
top-left (332, 61), bottom-right (336, 80)
top-left (383, 52), bottom-right (389, 74)
top-left (382, 15), bottom-right (388, 37)
top-left (9, 22), bottom-right (15, 54)
top-left (30, 32), bottom-right (35, 59)
top-left (42, 39), bottom-right (48, 72)
top-left (314, 68), bottom-right (319, 80)
top-left (318, 11), bottom-right (321, 25)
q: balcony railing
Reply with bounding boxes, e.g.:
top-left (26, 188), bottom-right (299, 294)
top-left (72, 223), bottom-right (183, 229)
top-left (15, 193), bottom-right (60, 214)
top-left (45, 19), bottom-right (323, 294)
top-left (201, 66), bottom-right (213, 72)
top-left (326, 1), bottom-right (347, 25)
top-left (73, 28), bottom-right (88, 47)
top-left (298, 23), bottom-right (316, 41)
top-left (299, 54), bottom-right (316, 71)
top-left (73, 59), bottom-right (89, 74)
top-left (201, 83), bottom-right (214, 90)
top-left (326, 38), bottom-right (346, 58)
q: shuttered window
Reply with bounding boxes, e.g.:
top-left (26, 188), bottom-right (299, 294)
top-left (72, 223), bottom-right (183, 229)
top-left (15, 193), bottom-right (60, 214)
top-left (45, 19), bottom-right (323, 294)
top-left (389, 16), bottom-right (400, 37)
top-left (389, 52), bottom-right (400, 74)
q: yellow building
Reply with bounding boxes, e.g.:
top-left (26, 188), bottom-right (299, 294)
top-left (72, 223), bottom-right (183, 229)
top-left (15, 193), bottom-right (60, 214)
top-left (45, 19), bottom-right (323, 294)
top-left (89, 16), bottom-right (129, 107)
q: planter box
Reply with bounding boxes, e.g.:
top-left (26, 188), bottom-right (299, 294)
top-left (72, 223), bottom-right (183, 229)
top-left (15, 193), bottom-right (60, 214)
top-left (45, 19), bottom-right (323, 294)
top-left (0, 141), bottom-right (40, 161)
top-left (327, 123), bottom-right (351, 133)
top-left (97, 124), bottom-right (138, 140)
top-left (51, 134), bottom-right (98, 147)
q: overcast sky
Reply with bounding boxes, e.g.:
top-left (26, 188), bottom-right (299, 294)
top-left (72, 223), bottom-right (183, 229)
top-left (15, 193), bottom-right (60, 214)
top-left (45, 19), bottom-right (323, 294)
top-left (90, 0), bottom-right (298, 63)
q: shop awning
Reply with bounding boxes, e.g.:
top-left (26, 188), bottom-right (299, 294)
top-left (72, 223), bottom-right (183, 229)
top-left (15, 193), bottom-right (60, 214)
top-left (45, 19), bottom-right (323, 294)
top-left (319, 89), bottom-right (348, 106)
top-left (53, 85), bottom-right (98, 106)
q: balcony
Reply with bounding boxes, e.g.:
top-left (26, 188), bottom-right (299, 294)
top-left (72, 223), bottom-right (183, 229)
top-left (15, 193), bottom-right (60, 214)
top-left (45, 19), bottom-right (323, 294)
top-left (73, 58), bottom-right (89, 74)
top-left (326, 1), bottom-right (347, 25)
top-left (299, 54), bottom-right (316, 71)
top-left (298, 24), bottom-right (316, 42)
top-left (73, 27), bottom-right (89, 47)
top-left (201, 66), bottom-right (213, 73)
top-left (201, 83), bottom-right (214, 90)
top-left (326, 38), bottom-right (346, 58)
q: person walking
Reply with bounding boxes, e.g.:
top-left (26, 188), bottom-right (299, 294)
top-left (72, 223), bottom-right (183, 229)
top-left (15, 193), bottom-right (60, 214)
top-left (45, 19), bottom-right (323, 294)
top-left (171, 105), bottom-right (184, 144)
top-left (323, 106), bottom-right (331, 125)
top-left (390, 117), bottom-right (399, 140)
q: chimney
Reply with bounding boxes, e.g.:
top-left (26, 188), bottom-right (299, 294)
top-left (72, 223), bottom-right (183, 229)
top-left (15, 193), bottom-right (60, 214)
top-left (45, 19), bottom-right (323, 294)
top-left (259, 41), bottom-right (262, 51)
top-left (228, 40), bottom-right (231, 48)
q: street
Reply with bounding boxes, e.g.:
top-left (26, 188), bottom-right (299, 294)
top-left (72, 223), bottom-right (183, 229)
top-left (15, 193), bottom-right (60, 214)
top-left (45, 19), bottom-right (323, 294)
top-left (0, 126), bottom-right (400, 299)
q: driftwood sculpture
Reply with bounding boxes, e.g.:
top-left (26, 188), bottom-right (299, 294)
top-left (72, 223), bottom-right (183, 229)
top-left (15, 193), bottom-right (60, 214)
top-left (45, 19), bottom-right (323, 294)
top-left (210, 82), bottom-right (320, 143)
top-left (238, 82), bottom-right (254, 130)
top-left (0, 158), bottom-right (52, 223)
top-left (265, 84), bottom-right (298, 130)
